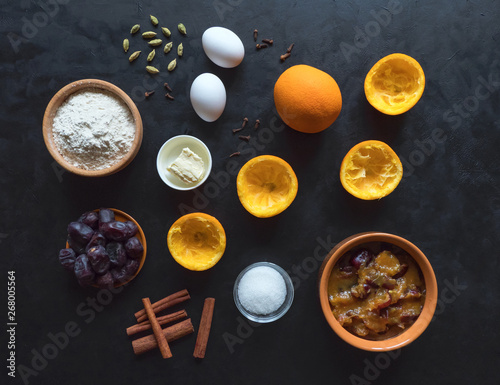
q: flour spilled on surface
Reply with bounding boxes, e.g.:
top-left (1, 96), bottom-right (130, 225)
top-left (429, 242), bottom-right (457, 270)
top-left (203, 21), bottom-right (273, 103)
top-left (52, 89), bottom-right (136, 171)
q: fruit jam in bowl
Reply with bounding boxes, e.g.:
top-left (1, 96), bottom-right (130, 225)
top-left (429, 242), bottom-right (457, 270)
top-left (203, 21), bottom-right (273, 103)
top-left (318, 232), bottom-right (437, 351)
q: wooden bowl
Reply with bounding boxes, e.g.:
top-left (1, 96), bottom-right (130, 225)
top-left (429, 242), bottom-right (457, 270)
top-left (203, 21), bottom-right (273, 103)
top-left (318, 232), bottom-right (438, 351)
top-left (66, 208), bottom-right (147, 288)
top-left (43, 79), bottom-right (143, 177)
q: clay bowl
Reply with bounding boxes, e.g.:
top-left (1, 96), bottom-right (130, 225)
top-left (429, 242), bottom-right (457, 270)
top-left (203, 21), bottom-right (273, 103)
top-left (318, 232), bottom-right (438, 351)
top-left (43, 79), bottom-right (143, 177)
top-left (66, 208), bottom-right (147, 288)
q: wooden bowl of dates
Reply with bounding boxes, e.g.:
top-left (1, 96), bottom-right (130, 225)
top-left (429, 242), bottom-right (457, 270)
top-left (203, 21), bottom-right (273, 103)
top-left (43, 79), bottom-right (143, 177)
top-left (318, 232), bottom-right (438, 351)
top-left (60, 208), bottom-right (147, 288)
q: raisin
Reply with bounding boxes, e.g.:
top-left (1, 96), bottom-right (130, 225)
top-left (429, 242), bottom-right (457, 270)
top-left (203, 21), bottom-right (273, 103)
top-left (74, 254), bottom-right (95, 286)
top-left (106, 242), bottom-right (127, 268)
top-left (95, 272), bottom-right (114, 289)
top-left (87, 245), bottom-right (110, 275)
top-left (59, 248), bottom-right (76, 271)
top-left (67, 221), bottom-right (94, 245)
top-left (78, 211), bottom-right (99, 230)
top-left (125, 237), bottom-right (144, 259)
top-left (349, 248), bottom-right (375, 269)
top-left (101, 221), bottom-right (129, 242)
top-left (393, 263), bottom-right (409, 279)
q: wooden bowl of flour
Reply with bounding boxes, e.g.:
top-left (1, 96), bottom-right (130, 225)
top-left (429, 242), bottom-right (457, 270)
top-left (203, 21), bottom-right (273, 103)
top-left (43, 79), bottom-right (143, 177)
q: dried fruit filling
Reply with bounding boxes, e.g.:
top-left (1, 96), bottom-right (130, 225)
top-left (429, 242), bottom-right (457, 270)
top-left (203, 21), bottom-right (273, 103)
top-left (328, 246), bottom-right (426, 340)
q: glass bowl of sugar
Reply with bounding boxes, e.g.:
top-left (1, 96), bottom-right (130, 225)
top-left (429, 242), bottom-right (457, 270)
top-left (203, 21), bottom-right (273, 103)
top-left (233, 262), bottom-right (294, 323)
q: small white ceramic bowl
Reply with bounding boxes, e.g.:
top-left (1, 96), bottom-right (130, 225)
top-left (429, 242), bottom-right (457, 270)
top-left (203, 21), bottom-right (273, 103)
top-left (156, 135), bottom-right (212, 191)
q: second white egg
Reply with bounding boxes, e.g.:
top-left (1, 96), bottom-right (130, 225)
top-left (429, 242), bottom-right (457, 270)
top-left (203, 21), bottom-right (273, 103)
top-left (190, 73), bottom-right (226, 122)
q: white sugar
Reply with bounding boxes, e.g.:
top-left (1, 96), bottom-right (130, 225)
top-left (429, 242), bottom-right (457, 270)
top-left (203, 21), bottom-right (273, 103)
top-left (238, 266), bottom-right (287, 315)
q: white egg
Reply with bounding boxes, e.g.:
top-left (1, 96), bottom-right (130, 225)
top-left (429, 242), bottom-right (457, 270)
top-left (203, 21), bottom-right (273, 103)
top-left (190, 73), bottom-right (226, 122)
top-left (202, 26), bottom-right (245, 68)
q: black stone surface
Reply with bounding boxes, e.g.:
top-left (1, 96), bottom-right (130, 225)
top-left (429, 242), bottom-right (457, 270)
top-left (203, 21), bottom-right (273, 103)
top-left (1, 0), bottom-right (499, 384)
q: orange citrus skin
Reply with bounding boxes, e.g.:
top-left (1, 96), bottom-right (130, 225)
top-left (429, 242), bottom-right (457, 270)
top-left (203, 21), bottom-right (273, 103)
top-left (167, 213), bottom-right (226, 271)
top-left (274, 64), bottom-right (342, 133)
top-left (340, 140), bottom-right (403, 200)
top-left (237, 155), bottom-right (298, 218)
top-left (364, 53), bottom-right (425, 115)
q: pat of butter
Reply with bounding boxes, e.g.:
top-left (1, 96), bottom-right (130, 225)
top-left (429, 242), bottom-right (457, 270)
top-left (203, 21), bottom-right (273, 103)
top-left (167, 147), bottom-right (205, 184)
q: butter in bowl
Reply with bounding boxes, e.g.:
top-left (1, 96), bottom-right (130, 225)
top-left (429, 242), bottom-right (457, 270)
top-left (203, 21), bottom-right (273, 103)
top-left (156, 135), bottom-right (212, 191)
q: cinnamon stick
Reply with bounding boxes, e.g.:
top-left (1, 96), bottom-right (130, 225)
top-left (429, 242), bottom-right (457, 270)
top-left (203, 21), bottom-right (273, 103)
top-left (193, 298), bottom-right (215, 359)
top-left (126, 310), bottom-right (187, 336)
top-left (134, 289), bottom-right (189, 321)
top-left (132, 319), bottom-right (194, 355)
top-left (142, 297), bottom-right (172, 359)
top-left (136, 295), bottom-right (190, 323)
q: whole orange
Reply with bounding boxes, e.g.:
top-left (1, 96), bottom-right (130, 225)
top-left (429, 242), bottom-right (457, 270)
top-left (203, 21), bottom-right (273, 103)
top-left (274, 64), bottom-right (342, 134)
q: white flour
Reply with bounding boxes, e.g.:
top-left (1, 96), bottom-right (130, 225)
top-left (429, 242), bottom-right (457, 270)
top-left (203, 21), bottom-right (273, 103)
top-left (52, 89), bottom-right (136, 171)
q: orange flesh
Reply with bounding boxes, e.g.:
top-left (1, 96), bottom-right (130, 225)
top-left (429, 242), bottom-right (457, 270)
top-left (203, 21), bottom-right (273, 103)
top-left (370, 58), bottom-right (422, 107)
top-left (343, 145), bottom-right (401, 195)
top-left (237, 155), bottom-right (298, 218)
top-left (167, 213), bottom-right (226, 271)
top-left (365, 53), bottom-right (425, 115)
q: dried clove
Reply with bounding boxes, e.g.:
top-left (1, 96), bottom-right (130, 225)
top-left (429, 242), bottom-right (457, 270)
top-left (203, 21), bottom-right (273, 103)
top-left (253, 29), bottom-right (258, 41)
top-left (280, 52), bottom-right (291, 62)
top-left (256, 43), bottom-right (268, 49)
top-left (232, 127), bottom-right (243, 134)
top-left (164, 83), bottom-right (173, 92)
top-left (229, 152), bottom-right (241, 158)
top-left (254, 119), bottom-right (261, 129)
top-left (145, 90), bottom-right (155, 98)
top-left (286, 43), bottom-right (294, 53)
top-left (238, 135), bottom-right (251, 142)
top-left (242, 117), bottom-right (248, 128)
top-left (165, 93), bottom-right (175, 100)
top-left (262, 38), bottom-right (273, 45)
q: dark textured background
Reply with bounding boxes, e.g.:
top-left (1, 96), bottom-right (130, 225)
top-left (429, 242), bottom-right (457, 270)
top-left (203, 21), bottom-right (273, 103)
top-left (1, 0), bottom-right (499, 384)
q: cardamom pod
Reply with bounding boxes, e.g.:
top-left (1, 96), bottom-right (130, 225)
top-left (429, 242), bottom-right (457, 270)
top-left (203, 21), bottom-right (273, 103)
top-left (146, 66), bottom-right (159, 74)
top-left (161, 27), bottom-right (171, 38)
top-left (123, 39), bottom-right (129, 53)
top-left (150, 15), bottom-right (159, 26)
top-left (142, 31), bottom-right (157, 39)
top-left (178, 23), bottom-right (187, 35)
top-left (147, 49), bottom-right (155, 62)
top-left (163, 42), bottom-right (173, 54)
top-left (177, 43), bottom-right (183, 57)
top-left (128, 51), bottom-right (141, 62)
top-left (148, 39), bottom-right (163, 47)
top-left (167, 58), bottom-right (177, 72)
top-left (130, 24), bottom-right (140, 34)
